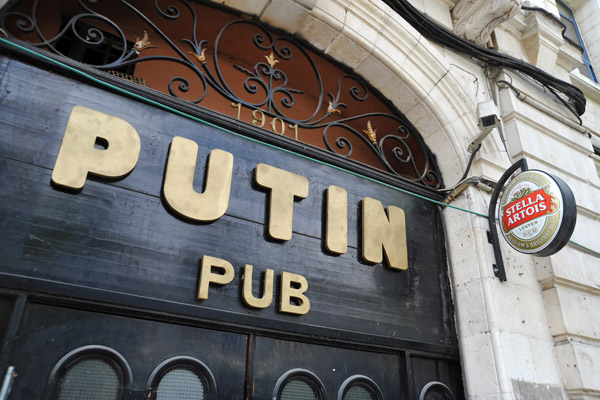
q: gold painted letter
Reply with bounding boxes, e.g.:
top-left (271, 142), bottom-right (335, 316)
top-left (51, 106), bottom-right (141, 190)
top-left (197, 255), bottom-right (235, 300)
top-left (242, 264), bottom-right (274, 309)
top-left (362, 197), bottom-right (408, 270)
top-left (280, 272), bottom-right (310, 315)
top-left (325, 185), bottom-right (348, 254)
top-left (163, 137), bottom-right (233, 222)
top-left (255, 163), bottom-right (309, 241)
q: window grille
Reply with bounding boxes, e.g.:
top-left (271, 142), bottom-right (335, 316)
top-left (156, 368), bottom-right (205, 400)
top-left (338, 375), bottom-right (384, 400)
top-left (343, 385), bottom-right (373, 400)
top-left (46, 345), bottom-right (131, 400)
top-left (273, 369), bottom-right (326, 400)
top-left (418, 381), bottom-right (456, 400)
top-left (280, 380), bottom-right (318, 400)
top-left (146, 356), bottom-right (216, 400)
top-left (57, 358), bottom-right (120, 400)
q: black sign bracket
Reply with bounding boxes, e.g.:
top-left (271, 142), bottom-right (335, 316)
top-left (487, 158), bottom-right (529, 281)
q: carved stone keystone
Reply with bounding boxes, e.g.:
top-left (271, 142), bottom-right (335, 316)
top-left (451, 0), bottom-right (522, 46)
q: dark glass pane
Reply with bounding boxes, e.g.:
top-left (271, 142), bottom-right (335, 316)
top-left (157, 368), bottom-right (205, 400)
top-left (424, 389), bottom-right (453, 400)
top-left (344, 385), bottom-right (374, 400)
top-left (280, 380), bottom-right (318, 400)
top-left (578, 64), bottom-right (594, 80)
top-left (57, 359), bottom-right (119, 400)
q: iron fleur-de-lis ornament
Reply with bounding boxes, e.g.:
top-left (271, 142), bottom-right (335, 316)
top-left (363, 120), bottom-right (377, 144)
top-left (327, 101), bottom-right (341, 115)
top-left (134, 31), bottom-right (157, 54)
top-left (265, 52), bottom-right (279, 68)
top-left (188, 48), bottom-right (207, 64)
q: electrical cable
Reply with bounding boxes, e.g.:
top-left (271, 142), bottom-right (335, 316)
top-left (439, 144), bottom-right (481, 192)
top-left (382, 0), bottom-right (586, 121)
top-left (486, 68), bottom-right (512, 158)
top-left (458, 143), bottom-right (481, 183)
top-left (521, 5), bottom-right (582, 51)
top-left (1, 37), bottom-right (598, 258)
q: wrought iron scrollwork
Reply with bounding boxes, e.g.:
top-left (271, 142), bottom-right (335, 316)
top-left (0, 0), bottom-right (442, 189)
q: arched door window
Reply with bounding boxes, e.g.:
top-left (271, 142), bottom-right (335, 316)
top-left (273, 369), bottom-right (326, 400)
top-left (418, 381), bottom-right (456, 400)
top-left (338, 375), bottom-right (385, 400)
top-left (146, 356), bottom-right (217, 400)
top-left (45, 345), bottom-right (131, 400)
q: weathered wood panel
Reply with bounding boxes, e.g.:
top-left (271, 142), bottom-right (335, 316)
top-left (7, 303), bottom-right (248, 399)
top-left (249, 336), bottom-right (402, 399)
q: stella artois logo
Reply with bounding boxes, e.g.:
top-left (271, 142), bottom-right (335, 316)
top-left (499, 171), bottom-right (565, 254)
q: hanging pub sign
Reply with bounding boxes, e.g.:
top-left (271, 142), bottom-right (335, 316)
top-left (498, 170), bottom-right (576, 256)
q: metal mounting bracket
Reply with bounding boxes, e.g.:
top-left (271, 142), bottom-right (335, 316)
top-left (487, 158), bottom-right (528, 281)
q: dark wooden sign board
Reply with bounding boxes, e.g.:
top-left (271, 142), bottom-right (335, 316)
top-left (0, 56), bottom-right (462, 399)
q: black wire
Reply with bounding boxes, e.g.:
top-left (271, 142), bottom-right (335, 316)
top-left (439, 144), bottom-right (482, 192)
top-left (459, 144), bottom-right (481, 183)
top-left (382, 0), bottom-right (586, 119)
top-left (521, 5), bottom-right (583, 51)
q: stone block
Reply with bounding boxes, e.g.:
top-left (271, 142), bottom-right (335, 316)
top-left (500, 245), bottom-right (543, 289)
top-left (452, 278), bottom-right (490, 338)
top-left (553, 285), bottom-right (600, 341)
top-left (404, 101), bottom-right (443, 139)
top-left (423, 0), bottom-right (452, 28)
top-left (343, 0), bottom-right (390, 49)
top-left (512, 379), bottom-right (564, 400)
top-left (502, 332), bottom-right (537, 382)
top-left (542, 287), bottom-right (567, 337)
top-left (399, 42), bottom-right (448, 96)
top-left (354, 55), bottom-right (394, 95)
top-left (446, 225), bottom-right (485, 287)
top-left (260, 0), bottom-right (309, 33)
top-left (438, 156), bottom-right (464, 189)
top-left (529, 336), bottom-right (564, 384)
top-left (492, 282), bottom-right (553, 339)
top-left (406, 0), bottom-right (424, 13)
top-left (325, 32), bottom-right (370, 69)
top-left (555, 341), bottom-right (600, 393)
top-left (542, 243), bottom-right (600, 293)
top-left (376, 77), bottom-right (421, 115)
top-left (220, 0), bottom-right (269, 16)
top-left (428, 68), bottom-right (478, 121)
top-left (312, 0), bottom-right (351, 26)
top-left (295, 11), bottom-right (340, 51)
top-left (295, 0), bottom-right (318, 9)
top-left (459, 332), bottom-right (501, 398)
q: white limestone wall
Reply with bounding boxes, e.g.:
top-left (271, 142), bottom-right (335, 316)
top-left (498, 69), bottom-right (600, 399)
top-left (209, 0), bottom-right (600, 398)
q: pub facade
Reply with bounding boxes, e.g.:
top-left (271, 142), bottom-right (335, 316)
top-left (1, 0), bottom-right (599, 399)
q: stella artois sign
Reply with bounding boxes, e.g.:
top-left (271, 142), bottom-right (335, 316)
top-left (499, 170), bottom-right (576, 257)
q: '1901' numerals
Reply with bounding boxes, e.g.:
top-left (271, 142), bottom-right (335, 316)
top-left (231, 102), bottom-right (298, 140)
